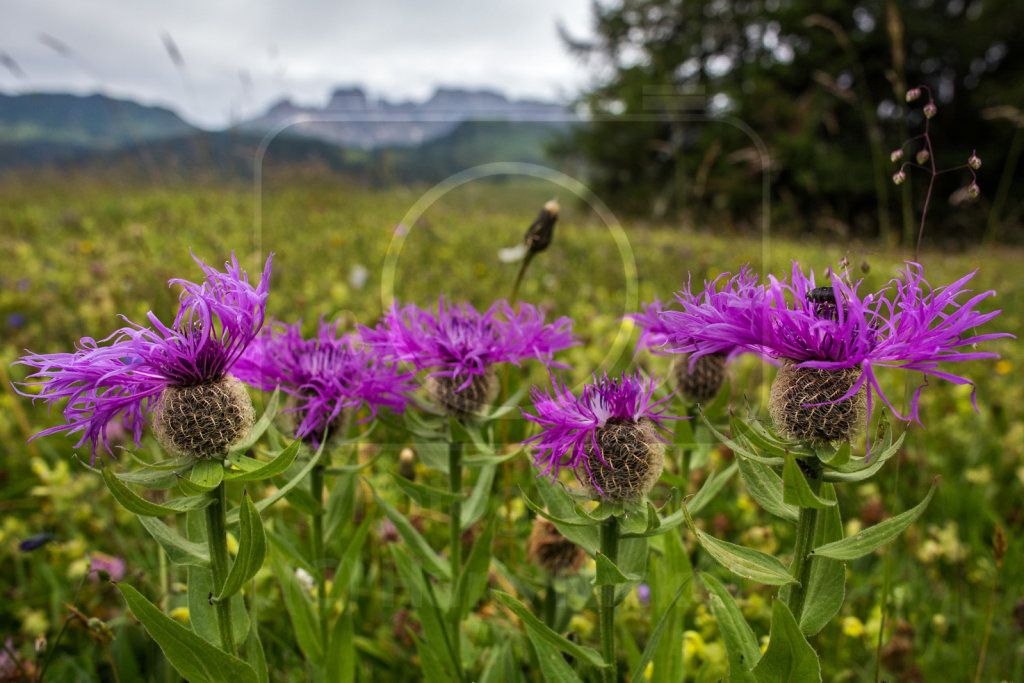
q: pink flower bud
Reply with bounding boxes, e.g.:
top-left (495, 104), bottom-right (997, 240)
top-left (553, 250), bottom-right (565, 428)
top-left (890, 149), bottom-right (904, 163)
top-left (968, 154), bottom-right (982, 170)
top-left (923, 102), bottom-right (938, 119)
top-left (906, 88), bottom-right (922, 102)
top-left (892, 170), bottom-right (907, 185)
top-left (916, 150), bottom-right (930, 165)
top-left (967, 182), bottom-right (980, 199)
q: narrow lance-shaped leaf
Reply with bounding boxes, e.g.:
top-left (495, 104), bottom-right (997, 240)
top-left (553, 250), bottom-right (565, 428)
top-left (701, 572), bottom-right (759, 682)
top-left (493, 591), bottom-right (606, 669)
top-left (683, 502), bottom-right (796, 586)
top-left (751, 599), bottom-right (821, 682)
top-left (812, 481), bottom-right (936, 560)
top-left (216, 492), bottom-right (267, 602)
top-left (782, 454), bottom-right (836, 509)
top-left (797, 482), bottom-right (845, 636)
top-left (103, 467), bottom-right (213, 517)
top-left (116, 583), bottom-right (258, 683)
top-left (136, 515), bottom-right (210, 567)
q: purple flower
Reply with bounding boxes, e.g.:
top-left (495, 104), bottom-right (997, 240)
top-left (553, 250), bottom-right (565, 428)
top-left (523, 371), bottom-right (677, 500)
top-left (660, 266), bottom-right (762, 360)
top-left (626, 298), bottom-right (677, 356)
top-left (360, 296), bottom-right (578, 390)
top-left (235, 318), bottom-right (416, 443)
top-left (89, 552), bottom-right (127, 582)
top-left (664, 262), bottom-right (1011, 429)
top-left (15, 252), bottom-right (272, 461)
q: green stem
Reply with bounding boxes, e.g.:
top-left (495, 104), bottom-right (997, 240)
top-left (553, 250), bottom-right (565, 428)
top-left (543, 576), bottom-right (557, 629)
top-left (509, 252), bottom-right (536, 304)
top-left (599, 516), bottom-right (620, 683)
top-left (785, 460), bottom-right (822, 623)
top-left (205, 482), bottom-right (235, 654)
top-left (311, 463), bottom-right (328, 656)
top-left (448, 436), bottom-right (464, 673)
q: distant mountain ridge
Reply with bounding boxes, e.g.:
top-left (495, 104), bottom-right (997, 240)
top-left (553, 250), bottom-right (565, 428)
top-left (0, 92), bottom-right (196, 148)
top-left (240, 86), bottom-right (571, 149)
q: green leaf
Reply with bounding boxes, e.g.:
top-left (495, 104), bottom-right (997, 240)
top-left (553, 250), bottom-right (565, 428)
top-left (813, 481), bottom-right (936, 560)
top-left (698, 408), bottom-right (784, 466)
top-left (116, 465), bottom-right (188, 490)
top-left (369, 483), bottom-right (452, 581)
top-left (328, 515), bottom-right (372, 606)
top-left (798, 483), bottom-right (845, 636)
top-left (494, 592), bottom-right (605, 669)
top-left (781, 455), bottom-right (836, 509)
top-left (244, 583), bottom-right (269, 683)
top-left (325, 609), bottom-right (355, 683)
top-left (116, 583), bottom-right (258, 683)
top-left (461, 464), bottom-right (496, 527)
top-left (414, 440), bottom-right (450, 474)
top-left (269, 546), bottom-right (323, 665)
top-left (412, 631), bottom-right (451, 683)
top-left (521, 490), bottom-right (594, 528)
top-left (533, 482), bottom-right (600, 555)
top-left (229, 388), bottom-right (281, 455)
top-left (178, 460), bottom-right (225, 496)
top-left (614, 536), bottom-right (649, 604)
top-left (216, 492), bottom-right (266, 602)
top-left (526, 627), bottom-right (585, 683)
top-left (628, 575), bottom-right (694, 683)
top-left (700, 573), bottom-right (759, 682)
top-left (186, 510), bottom-right (250, 646)
top-left (595, 553), bottom-right (639, 586)
top-left (391, 472), bottom-right (461, 507)
top-left (736, 455), bottom-right (799, 522)
top-left (462, 449), bottom-right (521, 466)
top-left (103, 468), bottom-right (213, 517)
top-left (272, 476), bottom-right (323, 516)
top-left (229, 441), bottom-right (325, 522)
top-left (751, 600), bottom-right (821, 682)
top-left (136, 515), bottom-right (210, 567)
top-left (224, 439), bottom-right (300, 482)
top-left (390, 546), bottom-right (458, 678)
top-left (688, 462), bottom-right (738, 516)
top-left (452, 517), bottom-right (495, 620)
top-left (816, 442), bottom-right (851, 468)
top-left (683, 503), bottom-right (796, 586)
top-left (822, 431), bottom-right (905, 482)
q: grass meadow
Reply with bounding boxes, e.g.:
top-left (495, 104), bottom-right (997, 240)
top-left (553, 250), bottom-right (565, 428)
top-left (1, 173), bottom-right (1021, 681)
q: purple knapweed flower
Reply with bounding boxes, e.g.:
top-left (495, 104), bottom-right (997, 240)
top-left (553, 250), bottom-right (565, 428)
top-left (630, 268), bottom-right (761, 403)
top-left (664, 262), bottom-right (1010, 444)
top-left (523, 372), bottom-right (677, 501)
top-left (361, 296), bottom-right (577, 415)
top-left (15, 252), bottom-right (272, 462)
top-left (234, 318), bottom-right (416, 444)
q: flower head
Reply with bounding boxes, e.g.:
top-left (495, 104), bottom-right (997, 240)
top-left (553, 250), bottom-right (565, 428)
top-left (523, 372), bottom-right (677, 501)
top-left (666, 262), bottom-right (1011, 440)
top-left (235, 318), bottom-right (415, 444)
top-left (15, 252), bottom-right (272, 461)
top-left (361, 296), bottom-right (577, 414)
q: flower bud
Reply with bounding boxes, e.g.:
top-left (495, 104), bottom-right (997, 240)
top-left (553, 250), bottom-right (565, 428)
top-left (890, 149), bottom-right (904, 163)
top-left (426, 367), bottom-right (498, 417)
top-left (768, 361), bottom-right (866, 444)
top-left (524, 200), bottom-right (559, 255)
top-left (526, 516), bottom-right (586, 576)
top-left (916, 149), bottom-right (930, 165)
top-left (670, 353), bottom-right (726, 403)
top-left (967, 182), bottom-right (980, 199)
top-left (906, 88), bottom-right (922, 102)
top-left (923, 102), bottom-right (937, 119)
top-left (398, 447), bottom-right (416, 481)
top-left (584, 418), bottom-right (665, 502)
top-left (968, 153), bottom-right (982, 170)
top-left (154, 375), bottom-right (255, 460)
top-left (892, 170), bottom-right (906, 185)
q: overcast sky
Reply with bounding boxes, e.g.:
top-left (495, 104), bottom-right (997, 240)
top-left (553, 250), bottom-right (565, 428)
top-left (2, 0), bottom-right (596, 129)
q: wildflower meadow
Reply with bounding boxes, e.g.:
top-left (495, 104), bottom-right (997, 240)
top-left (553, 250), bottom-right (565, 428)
top-left (1, 92), bottom-right (1022, 682)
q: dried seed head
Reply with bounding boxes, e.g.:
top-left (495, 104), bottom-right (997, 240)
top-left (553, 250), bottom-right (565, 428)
top-left (526, 516), bottom-right (587, 576)
top-left (583, 417), bottom-right (665, 502)
top-left (524, 199), bottom-right (559, 255)
top-left (993, 525), bottom-right (1007, 568)
top-left (671, 353), bottom-right (726, 403)
top-left (768, 360), bottom-right (866, 444)
top-left (399, 447), bottom-right (417, 481)
top-left (154, 375), bottom-right (255, 460)
top-left (426, 366), bottom-right (498, 417)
